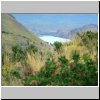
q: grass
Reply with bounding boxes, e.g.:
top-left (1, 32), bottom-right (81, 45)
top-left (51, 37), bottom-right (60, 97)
top-left (25, 52), bottom-right (45, 72)
top-left (2, 31), bottom-right (98, 86)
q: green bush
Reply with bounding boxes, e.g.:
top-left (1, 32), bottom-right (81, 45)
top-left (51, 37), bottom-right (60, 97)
top-left (58, 56), bottom-right (69, 66)
top-left (26, 44), bottom-right (38, 53)
top-left (12, 45), bottom-right (25, 62)
top-left (23, 75), bottom-right (36, 86)
top-left (23, 53), bottom-right (98, 86)
top-left (72, 51), bottom-right (80, 62)
top-left (54, 41), bottom-right (62, 53)
top-left (11, 69), bottom-right (21, 79)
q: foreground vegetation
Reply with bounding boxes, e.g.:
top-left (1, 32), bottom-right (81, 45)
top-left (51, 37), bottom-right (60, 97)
top-left (2, 31), bottom-right (98, 86)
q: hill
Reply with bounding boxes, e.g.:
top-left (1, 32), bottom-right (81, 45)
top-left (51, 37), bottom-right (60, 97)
top-left (52, 24), bottom-right (98, 39)
top-left (1, 14), bottom-right (52, 52)
top-left (67, 24), bottom-right (98, 39)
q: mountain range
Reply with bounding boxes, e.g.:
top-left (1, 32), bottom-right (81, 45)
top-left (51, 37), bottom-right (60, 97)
top-left (66, 24), bottom-right (98, 39)
top-left (31, 24), bottom-right (98, 39)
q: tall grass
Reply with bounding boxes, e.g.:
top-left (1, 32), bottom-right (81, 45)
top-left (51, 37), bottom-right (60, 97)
top-left (2, 50), bottom-right (23, 85)
top-left (2, 31), bottom-right (98, 86)
top-left (25, 52), bottom-right (45, 73)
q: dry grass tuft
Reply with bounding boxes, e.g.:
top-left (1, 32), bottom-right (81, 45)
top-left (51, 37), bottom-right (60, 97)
top-left (25, 52), bottom-right (45, 74)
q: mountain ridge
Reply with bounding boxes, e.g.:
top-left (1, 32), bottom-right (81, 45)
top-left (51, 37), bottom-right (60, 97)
top-left (67, 24), bottom-right (98, 39)
top-left (30, 24), bottom-right (98, 39)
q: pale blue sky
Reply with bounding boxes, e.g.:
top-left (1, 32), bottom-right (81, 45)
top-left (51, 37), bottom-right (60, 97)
top-left (12, 14), bottom-right (98, 32)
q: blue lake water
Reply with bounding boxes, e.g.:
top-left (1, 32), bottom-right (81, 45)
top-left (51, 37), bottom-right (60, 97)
top-left (39, 35), bottom-right (71, 44)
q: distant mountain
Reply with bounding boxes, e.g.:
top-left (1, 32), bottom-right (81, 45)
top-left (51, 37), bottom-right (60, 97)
top-left (53, 28), bottom-right (70, 38)
top-left (31, 24), bottom-right (98, 39)
top-left (1, 14), bottom-right (52, 52)
top-left (52, 24), bottom-right (98, 39)
top-left (31, 28), bottom-right (70, 38)
top-left (67, 24), bottom-right (98, 39)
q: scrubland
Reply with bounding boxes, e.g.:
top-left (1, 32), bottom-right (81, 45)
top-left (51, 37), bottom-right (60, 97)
top-left (2, 31), bottom-right (98, 86)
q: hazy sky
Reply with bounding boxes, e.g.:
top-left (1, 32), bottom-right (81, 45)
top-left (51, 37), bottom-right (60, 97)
top-left (12, 14), bottom-right (98, 32)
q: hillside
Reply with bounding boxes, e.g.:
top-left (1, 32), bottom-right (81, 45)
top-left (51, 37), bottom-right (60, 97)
top-left (66, 24), bottom-right (98, 39)
top-left (1, 14), bottom-right (52, 52)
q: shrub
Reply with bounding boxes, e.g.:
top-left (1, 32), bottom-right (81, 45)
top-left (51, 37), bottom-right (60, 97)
top-left (23, 75), bottom-right (36, 86)
top-left (22, 51), bottom-right (98, 86)
top-left (12, 45), bottom-right (25, 62)
top-left (58, 56), bottom-right (69, 66)
top-left (81, 59), bottom-right (98, 86)
top-left (82, 53), bottom-right (91, 62)
top-left (11, 69), bottom-right (21, 79)
top-left (54, 42), bottom-right (62, 53)
top-left (26, 44), bottom-right (38, 53)
top-left (43, 58), bottom-right (57, 77)
top-left (23, 58), bottom-right (57, 86)
top-left (72, 51), bottom-right (80, 63)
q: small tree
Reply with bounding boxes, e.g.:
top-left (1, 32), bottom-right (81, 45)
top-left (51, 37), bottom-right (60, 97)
top-left (54, 41), bottom-right (62, 53)
top-left (72, 51), bottom-right (80, 63)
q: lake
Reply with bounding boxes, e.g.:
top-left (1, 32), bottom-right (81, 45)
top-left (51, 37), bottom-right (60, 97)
top-left (39, 35), bottom-right (71, 44)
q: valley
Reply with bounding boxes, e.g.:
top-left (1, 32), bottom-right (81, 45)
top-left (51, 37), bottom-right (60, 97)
top-left (1, 14), bottom-right (98, 86)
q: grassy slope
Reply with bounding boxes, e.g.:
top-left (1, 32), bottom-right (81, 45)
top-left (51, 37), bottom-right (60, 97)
top-left (1, 14), bottom-right (53, 52)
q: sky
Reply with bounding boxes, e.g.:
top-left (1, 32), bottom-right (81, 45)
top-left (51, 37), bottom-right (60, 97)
top-left (12, 14), bottom-right (98, 32)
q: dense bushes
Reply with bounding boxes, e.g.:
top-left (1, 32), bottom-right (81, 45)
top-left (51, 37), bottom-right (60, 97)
top-left (11, 44), bottom-right (38, 62)
top-left (2, 31), bottom-right (98, 86)
top-left (77, 31), bottom-right (98, 54)
top-left (2, 44), bottom-right (38, 85)
top-left (23, 52), bottom-right (98, 86)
